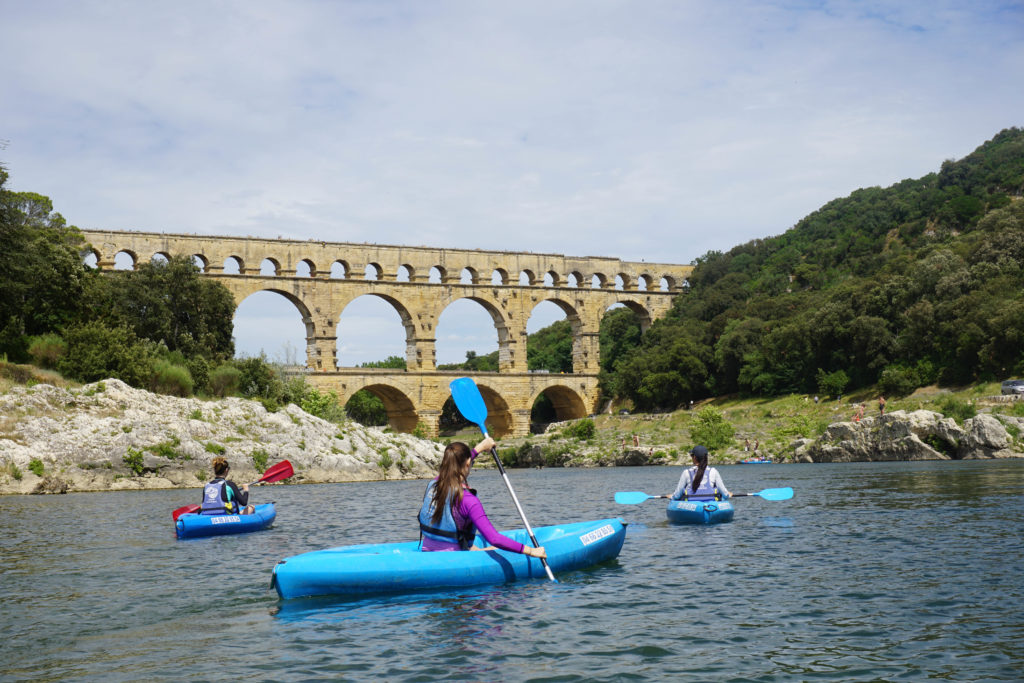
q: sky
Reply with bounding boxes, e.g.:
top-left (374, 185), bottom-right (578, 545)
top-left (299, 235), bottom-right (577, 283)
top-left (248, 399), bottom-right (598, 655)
top-left (2, 1), bottom-right (1023, 365)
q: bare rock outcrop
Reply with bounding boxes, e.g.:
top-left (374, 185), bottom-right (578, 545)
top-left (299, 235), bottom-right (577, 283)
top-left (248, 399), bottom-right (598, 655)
top-left (804, 409), bottom-right (1024, 463)
top-left (0, 379), bottom-right (444, 495)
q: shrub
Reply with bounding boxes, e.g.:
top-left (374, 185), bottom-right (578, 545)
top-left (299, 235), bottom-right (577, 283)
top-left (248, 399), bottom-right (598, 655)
top-left (689, 407), bottom-right (735, 451)
top-left (186, 356), bottom-right (210, 395)
top-left (234, 355), bottom-right (284, 402)
top-left (564, 418), bottom-right (596, 441)
top-left (300, 387), bottom-right (344, 421)
top-left (937, 396), bottom-right (977, 424)
top-left (251, 449), bottom-right (269, 473)
top-left (28, 458), bottom-right (45, 477)
top-left (123, 448), bottom-right (144, 475)
top-left (498, 447), bottom-right (519, 467)
top-left (816, 368), bottom-right (850, 399)
top-left (208, 364), bottom-right (242, 397)
top-left (150, 360), bottom-right (194, 397)
top-left (147, 436), bottom-right (186, 460)
top-left (878, 364), bottom-right (920, 398)
top-left (27, 334), bottom-right (67, 368)
top-left (57, 322), bottom-right (156, 387)
top-left (411, 421), bottom-right (429, 439)
top-left (205, 442), bottom-right (226, 455)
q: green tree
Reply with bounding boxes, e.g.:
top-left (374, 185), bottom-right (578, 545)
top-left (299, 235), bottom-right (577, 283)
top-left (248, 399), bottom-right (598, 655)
top-left (86, 254), bottom-right (235, 360)
top-left (527, 319), bottom-right (573, 372)
top-left (57, 321), bottom-right (156, 386)
top-left (0, 173), bottom-right (89, 361)
top-left (345, 389), bottom-right (388, 426)
top-left (689, 407), bottom-right (735, 451)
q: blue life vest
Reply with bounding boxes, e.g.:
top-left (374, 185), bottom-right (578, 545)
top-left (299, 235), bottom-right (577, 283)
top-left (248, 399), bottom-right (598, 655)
top-left (685, 467), bottom-right (721, 501)
top-left (418, 480), bottom-right (476, 549)
top-left (200, 478), bottom-right (235, 515)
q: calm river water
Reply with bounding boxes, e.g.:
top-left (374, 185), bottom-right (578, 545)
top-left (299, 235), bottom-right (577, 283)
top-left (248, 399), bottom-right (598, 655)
top-left (3, 460), bottom-right (1023, 682)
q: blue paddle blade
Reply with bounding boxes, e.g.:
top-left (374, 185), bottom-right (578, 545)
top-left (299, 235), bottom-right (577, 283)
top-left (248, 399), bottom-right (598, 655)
top-left (756, 487), bottom-right (794, 501)
top-left (615, 491), bottom-right (654, 505)
top-left (449, 377), bottom-right (489, 433)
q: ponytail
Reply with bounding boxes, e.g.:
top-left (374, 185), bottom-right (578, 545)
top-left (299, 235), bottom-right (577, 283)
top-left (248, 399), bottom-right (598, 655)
top-left (689, 446), bottom-right (709, 492)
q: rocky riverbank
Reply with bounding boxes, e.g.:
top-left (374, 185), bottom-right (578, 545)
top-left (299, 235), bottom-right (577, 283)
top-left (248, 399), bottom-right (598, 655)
top-left (795, 409), bottom-right (1024, 463)
top-left (3, 378), bottom-right (1022, 496)
top-left (0, 379), bottom-right (444, 495)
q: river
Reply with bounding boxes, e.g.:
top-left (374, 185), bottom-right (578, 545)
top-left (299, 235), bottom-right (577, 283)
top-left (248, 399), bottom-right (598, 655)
top-left (3, 460), bottom-right (1023, 682)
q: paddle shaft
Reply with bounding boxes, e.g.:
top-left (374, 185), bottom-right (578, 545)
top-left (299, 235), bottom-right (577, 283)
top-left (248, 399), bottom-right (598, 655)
top-left (486, 442), bottom-right (556, 582)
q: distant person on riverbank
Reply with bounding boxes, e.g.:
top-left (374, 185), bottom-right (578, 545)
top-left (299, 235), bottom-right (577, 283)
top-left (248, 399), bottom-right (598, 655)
top-left (200, 457), bottom-right (254, 515)
top-left (879, 395), bottom-right (887, 416)
top-left (418, 437), bottom-right (547, 560)
top-left (668, 445), bottom-right (732, 501)
top-left (854, 403), bottom-right (865, 422)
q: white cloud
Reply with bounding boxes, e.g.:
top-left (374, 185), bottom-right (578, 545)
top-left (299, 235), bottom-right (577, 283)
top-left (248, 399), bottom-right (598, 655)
top-left (2, 0), bottom-right (1022, 363)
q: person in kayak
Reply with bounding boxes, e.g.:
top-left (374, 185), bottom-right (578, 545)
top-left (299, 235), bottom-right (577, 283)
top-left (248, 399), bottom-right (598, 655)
top-left (200, 457), bottom-right (254, 515)
top-left (668, 445), bottom-right (732, 501)
top-left (418, 437), bottom-right (547, 559)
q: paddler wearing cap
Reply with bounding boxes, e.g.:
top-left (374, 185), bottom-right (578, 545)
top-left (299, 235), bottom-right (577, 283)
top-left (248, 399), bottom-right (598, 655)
top-left (667, 445), bottom-right (732, 502)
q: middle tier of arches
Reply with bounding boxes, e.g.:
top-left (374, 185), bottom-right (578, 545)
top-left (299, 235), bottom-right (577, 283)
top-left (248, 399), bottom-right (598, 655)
top-left (216, 274), bottom-right (672, 373)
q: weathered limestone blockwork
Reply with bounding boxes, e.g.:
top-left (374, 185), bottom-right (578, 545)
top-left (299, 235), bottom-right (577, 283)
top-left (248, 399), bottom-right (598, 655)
top-left (81, 230), bottom-right (692, 436)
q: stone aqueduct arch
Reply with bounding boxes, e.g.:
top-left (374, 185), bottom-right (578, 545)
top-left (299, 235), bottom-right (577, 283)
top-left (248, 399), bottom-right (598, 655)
top-left (80, 230), bottom-right (693, 437)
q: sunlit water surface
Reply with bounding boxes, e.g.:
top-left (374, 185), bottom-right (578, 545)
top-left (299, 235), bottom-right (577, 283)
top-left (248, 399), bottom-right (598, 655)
top-left (3, 460), bottom-right (1023, 681)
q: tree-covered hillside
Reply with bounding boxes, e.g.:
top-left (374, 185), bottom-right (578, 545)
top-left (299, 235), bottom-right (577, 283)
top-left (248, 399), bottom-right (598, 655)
top-left (604, 127), bottom-right (1024, 409)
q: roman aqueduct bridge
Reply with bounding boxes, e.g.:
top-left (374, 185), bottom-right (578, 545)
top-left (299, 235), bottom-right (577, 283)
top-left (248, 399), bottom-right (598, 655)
top-left (80, 230), bottom-right (693, 437)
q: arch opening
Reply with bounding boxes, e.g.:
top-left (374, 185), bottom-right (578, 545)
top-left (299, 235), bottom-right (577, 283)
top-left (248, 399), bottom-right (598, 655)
top-left (345, 384), bottom-right (419, 433)
top-left (260, 258), bottom-right (279, 276)
top-left (296, 259), bottom-right (314, 277)
top-left (530, 385), bottom-right (588, 433)
top-left (336, 294), bottom-right (413, 368)
top-left (472, 384), bottom-right (514, 438)
top-left (114, 250), bottom-right (136, 271)
top-left (526, 299), bottom-right (578, 374)
top-left (435, 297), bottom-right (506, 369)
top-left (224, 256), bottom-right (243, 274)
top-left (233, 289), bottom-right (311, 364)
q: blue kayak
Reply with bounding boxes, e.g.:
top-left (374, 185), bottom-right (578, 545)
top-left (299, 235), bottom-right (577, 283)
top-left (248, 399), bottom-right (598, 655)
top-left (175, 503), bottom-right (276, 539)
top-left (271, 517), bottom-right (628, 599)
top-left (666, 499), bottom-right (734, 525)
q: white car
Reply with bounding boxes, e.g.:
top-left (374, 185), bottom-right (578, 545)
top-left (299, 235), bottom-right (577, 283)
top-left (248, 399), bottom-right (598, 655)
top-left (1001, 379), bottom-right (1024, 395)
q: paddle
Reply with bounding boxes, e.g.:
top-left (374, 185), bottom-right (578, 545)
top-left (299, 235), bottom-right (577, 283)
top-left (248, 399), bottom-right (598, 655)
top-left (614, 492), bottom-right (668, 504)
top-left (449, 377), bottom-right (556, 582)
top-left (614, 487), bottom-right (794, 504)
top-left (171, 460), bottom-right (295, 520)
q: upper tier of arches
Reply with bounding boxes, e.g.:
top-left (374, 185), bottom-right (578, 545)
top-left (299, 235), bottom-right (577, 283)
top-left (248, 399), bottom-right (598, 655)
top-left (80, 230), bottom-right (694, 293)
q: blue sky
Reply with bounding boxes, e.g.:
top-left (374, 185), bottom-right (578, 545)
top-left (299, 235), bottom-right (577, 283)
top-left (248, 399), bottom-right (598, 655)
top-left (2, 1), bottom-right (1022, 365)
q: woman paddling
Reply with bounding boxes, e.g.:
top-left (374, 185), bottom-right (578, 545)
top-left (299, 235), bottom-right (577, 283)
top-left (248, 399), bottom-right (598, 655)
top-left (668, 445), bottom-right (732, 501)
top-left (418, 437), bottom-right (547, 559)
top-left (200, 457), bottom-right (255, 515)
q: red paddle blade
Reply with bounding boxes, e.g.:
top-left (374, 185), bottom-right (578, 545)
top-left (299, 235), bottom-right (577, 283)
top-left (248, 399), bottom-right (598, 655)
top-left (257, 460), bottom-right (293, 484)
top-left (172, 503), bottom-right (201, 521)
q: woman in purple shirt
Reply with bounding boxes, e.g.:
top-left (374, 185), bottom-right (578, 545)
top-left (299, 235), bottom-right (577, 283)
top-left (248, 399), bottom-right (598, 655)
top-left (418, 436), bottom-right (547, 559)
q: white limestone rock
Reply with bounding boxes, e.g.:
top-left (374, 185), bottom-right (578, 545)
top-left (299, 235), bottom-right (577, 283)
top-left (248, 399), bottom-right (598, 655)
top-left (0, 379), bottom-right (444, 495)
